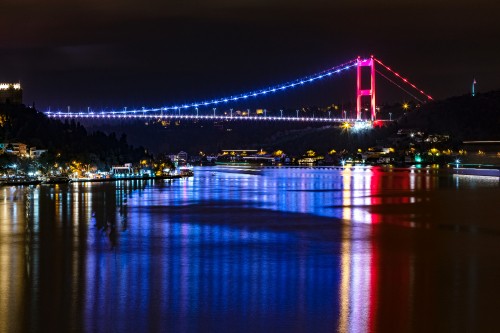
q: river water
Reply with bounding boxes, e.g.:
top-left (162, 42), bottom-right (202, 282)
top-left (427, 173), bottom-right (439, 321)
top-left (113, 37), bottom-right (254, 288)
top-left (0, 166), bottom-right (499, 332)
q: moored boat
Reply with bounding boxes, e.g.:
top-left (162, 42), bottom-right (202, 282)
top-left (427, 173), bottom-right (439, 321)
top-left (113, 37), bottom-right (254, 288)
top-left (43, 175), bottom-right (71, 184)
top-left (179, 166), bottom-right (194, 177)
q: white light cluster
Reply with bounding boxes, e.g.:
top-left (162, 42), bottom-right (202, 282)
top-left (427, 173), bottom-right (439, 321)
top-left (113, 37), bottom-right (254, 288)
top-left (0, 83), bottom-right (21, 90)
top-left (352, 121), bottom-right (373, 131)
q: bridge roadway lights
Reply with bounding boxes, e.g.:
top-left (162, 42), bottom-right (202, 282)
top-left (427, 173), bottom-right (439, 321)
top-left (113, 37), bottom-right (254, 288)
top-left (46, 113), bottom-right (363, 124)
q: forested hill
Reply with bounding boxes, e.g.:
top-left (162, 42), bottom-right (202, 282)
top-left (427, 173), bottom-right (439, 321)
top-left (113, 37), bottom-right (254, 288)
top-left (0, 103), bottom-right (148, 166)
top-left (396, 90), bottom-right (500, 140)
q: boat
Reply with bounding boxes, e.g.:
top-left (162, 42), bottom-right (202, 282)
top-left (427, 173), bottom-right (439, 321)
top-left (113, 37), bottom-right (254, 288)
top-left (43, 175), bottom-right (71, 184)
top-left (453, 166), bottom-right (500, 178)
top-left (179, 166), bottom-right (194, 177)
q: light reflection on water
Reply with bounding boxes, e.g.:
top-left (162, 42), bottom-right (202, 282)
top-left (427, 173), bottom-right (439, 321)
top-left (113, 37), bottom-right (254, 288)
top-left (0, 167), bottom-right (498, 332)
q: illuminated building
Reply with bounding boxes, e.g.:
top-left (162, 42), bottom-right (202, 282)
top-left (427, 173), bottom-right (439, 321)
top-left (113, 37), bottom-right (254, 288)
top-left (0, 142), bottom-right (28, 156)
top-left (0, 83), bottom-right (22, 104)
top-left (30, 147), bottom-right (48, 158)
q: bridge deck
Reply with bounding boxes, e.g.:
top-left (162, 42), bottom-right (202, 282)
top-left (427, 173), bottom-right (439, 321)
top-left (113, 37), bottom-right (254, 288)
top-left (46, 113), bottom-right (383, 123)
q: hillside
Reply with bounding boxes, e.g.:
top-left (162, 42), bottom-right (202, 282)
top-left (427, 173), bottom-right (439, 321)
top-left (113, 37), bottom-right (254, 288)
top-left (0, 103), bottom-right (148, 168)
top-left (393, 90), bottom-right (500, 140)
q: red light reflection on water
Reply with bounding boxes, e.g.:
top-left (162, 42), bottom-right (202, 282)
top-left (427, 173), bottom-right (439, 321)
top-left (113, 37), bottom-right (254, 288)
top-left (338, 167), bottom-right (443, 332)
top-left (342, 167), bottom-right (439, 227)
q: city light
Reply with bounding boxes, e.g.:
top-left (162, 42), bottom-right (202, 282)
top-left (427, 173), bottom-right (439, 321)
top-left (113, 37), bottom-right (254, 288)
top-left (341, 122), bottom-right (352, 129)
top-left (352, 121), bottom-right (373, 131)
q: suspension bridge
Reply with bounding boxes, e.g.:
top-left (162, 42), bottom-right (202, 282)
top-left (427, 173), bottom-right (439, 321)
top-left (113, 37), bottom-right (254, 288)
top-left (45, 56), bottom-right (433, 125)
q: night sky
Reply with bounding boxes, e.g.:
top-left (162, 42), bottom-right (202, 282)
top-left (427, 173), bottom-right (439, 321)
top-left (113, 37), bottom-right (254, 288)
top-left (1, 0), bottom-right (499, 111)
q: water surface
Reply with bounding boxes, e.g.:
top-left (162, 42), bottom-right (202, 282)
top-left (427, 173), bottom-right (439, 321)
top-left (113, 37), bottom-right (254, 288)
top-left (0, 167), bottom-right (499, 332)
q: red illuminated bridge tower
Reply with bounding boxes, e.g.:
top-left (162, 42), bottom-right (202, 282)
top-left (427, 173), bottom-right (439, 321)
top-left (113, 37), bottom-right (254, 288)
top-left (356, 56), bottom-right (376, 121)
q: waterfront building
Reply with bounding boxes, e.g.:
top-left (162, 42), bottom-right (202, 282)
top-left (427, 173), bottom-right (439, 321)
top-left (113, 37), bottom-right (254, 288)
top-left (221, 149), bottom-right (258, 156)
top-left (111, 164), bottom-right (133, 175)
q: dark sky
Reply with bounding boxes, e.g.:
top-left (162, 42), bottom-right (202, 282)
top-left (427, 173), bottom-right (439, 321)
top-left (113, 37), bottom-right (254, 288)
top-left (1, 0), bottom-right (499, 111)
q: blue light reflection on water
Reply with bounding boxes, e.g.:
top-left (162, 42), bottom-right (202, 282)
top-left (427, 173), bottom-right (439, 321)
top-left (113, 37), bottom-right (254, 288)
top-left (77, 167), bottom-right (377, 332)
top-left (83, 219), bottom-right (341, 332)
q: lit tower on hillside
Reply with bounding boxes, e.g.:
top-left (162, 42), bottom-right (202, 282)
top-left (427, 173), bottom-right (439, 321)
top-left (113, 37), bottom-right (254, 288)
top-left (0, 83), bottom-right (23, 104)
top-left (356, 56), bottom-right (376, 121)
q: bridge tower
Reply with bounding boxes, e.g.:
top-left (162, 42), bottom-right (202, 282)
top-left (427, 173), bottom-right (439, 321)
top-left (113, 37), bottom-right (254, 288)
top-left (356, 56), bottom-right (376, 120)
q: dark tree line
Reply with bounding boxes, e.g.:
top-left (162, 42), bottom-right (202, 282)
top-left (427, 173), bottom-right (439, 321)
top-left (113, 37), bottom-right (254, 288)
top-left (0, 104), bottom-right (149, 169)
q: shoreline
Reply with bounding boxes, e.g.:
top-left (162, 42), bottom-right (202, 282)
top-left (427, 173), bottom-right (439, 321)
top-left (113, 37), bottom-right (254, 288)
top-left (1, 165), bottom-right (498, 187)
top-left (0, 174), bottom-right (192, 187)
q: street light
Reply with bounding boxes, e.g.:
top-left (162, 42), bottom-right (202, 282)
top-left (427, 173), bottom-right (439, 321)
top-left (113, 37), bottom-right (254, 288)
top-left (343, 110), bottom-right (347, 119)
top-left (213, 107), bottom-right (216, 117)
top-left (196, 107), bottom-right (198, 116)
top-left (280, 109), bottom-right (283, 118)
top-left (230, 108), bottom-right (233, 118)
top-left (296, 109), bottom-right (299, 118)
top-left (389, 112), bottom-right (392, 121)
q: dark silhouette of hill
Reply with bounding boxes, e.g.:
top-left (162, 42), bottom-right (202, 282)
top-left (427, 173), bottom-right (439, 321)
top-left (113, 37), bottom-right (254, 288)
top-left (394, 90), bottom-right (500, 140)
top-left (263, 90), bottom-right (500, 154)
top-left (82, 119), bottom-right (328, 155)
top-left (82, 117), bottom-right (397, 156)
top-left (0, 103), bottom-right (148, 167)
